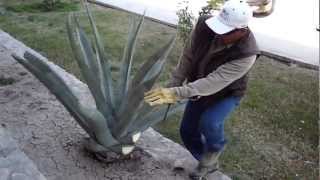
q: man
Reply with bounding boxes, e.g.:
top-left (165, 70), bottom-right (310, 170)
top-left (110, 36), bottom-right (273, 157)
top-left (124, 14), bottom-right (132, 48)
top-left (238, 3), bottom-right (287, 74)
top-left (144, 0), bottom-right (259, 179)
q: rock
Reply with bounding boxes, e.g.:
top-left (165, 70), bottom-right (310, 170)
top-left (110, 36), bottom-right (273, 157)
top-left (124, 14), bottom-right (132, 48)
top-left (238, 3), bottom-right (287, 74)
top-left (0, 127), bottom-right (46, 180)
top-left (11, 173), bottom-right (32, 180)
top-left (0, 168), bottom-right (10, 180)
top-left (207, 171), bottom-right (232, 180)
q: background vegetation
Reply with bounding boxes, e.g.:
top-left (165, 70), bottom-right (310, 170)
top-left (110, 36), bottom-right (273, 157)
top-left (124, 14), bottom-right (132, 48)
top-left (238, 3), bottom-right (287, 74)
top-left (176, 0), bottom-right (223, 43)
top-left (4, 0), bottom-right (79, 13)
top-left (0, 0), bottom-right (318, 179)
top-left (176, 0), bottom-right (195, 43)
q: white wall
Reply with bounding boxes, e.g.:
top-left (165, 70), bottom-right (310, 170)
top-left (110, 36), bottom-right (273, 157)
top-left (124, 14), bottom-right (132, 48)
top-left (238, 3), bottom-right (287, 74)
top-left (94, 0), bottom-right (319, 65)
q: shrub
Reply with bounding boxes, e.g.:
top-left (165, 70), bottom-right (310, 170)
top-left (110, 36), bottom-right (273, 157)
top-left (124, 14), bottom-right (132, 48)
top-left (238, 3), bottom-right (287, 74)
top-left (12, 2), bottom-right (185, 156)
top-left (176, 0), bottom-right (195, 44)
top-left (42, 0), bottom-right (60, 11)
top-left (6, 1), bottom-right (78, 13)
top-left (199, 0), bottom-right (223, 16)
top-left (176, 0), bottom-right (223, 44)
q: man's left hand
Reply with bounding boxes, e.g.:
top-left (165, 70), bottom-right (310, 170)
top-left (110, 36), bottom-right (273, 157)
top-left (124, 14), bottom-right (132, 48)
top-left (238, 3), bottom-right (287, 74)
top-left (144, 88), bottom-right (179, 106)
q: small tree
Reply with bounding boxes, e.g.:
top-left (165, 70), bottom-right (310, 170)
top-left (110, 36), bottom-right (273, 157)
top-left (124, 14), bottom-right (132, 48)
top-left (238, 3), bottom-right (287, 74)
top-left (176, 1), bottom-right (195, 44)
top-left (176, 0), bottom-right (224, 44)
top-left (199, 0), bottom-right (223, 16)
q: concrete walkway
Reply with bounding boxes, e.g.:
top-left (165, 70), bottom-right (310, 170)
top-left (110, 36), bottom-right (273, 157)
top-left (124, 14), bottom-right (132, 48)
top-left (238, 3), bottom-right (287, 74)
top-left (90, 0), bottom-right (319, 67)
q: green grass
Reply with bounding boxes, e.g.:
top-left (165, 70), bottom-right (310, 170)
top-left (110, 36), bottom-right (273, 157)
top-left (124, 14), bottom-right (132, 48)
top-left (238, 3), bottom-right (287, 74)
top-left (155, 59), bottom-right (319, 179)
top-left (0, 1), bottom-right (318, 179)
top-left (4, 1), bottom-right (79, 13)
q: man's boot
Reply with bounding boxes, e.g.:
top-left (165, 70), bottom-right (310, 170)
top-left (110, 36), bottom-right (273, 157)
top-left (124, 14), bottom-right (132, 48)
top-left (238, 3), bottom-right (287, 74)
top-left (189, 151), bottom-right (222, 180)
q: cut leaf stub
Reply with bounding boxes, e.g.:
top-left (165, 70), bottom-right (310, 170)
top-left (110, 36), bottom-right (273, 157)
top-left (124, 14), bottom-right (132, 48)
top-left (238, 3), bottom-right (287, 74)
top-left (132, 132), bottom-right (141, 143)
top-left (122, 146), bottom-right (135, 155)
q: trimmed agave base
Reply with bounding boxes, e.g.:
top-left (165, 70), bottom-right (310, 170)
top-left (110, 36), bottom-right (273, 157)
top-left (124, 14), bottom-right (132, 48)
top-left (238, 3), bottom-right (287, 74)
top-left (82, 138), bottom-right (145, 163)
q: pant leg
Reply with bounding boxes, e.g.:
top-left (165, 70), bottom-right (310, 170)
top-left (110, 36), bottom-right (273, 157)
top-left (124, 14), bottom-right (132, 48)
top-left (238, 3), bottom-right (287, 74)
top-left (199, 96), bottom-right (241, 153)
top-left (180, 100), bottom-right (206, 160)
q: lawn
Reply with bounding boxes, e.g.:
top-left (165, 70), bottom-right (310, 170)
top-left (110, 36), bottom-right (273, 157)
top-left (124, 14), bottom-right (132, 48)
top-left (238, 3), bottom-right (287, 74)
top-left (0, 1), bottom-right (318, 179)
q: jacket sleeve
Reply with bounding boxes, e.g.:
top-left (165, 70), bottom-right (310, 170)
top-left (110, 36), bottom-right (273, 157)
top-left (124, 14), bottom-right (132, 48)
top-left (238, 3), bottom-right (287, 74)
top-left (171, 55), bottom-right (256, 99)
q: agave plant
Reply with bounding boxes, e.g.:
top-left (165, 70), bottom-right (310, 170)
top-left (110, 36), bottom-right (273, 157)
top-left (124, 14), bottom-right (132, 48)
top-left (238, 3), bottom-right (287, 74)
top-left (12, 3), bottom-right (185, 155)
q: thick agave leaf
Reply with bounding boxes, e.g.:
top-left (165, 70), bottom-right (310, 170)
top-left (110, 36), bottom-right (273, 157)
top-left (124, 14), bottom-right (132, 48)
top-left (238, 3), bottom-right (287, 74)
top-left (79, 106), bottom-right (119, 148)
top-left (116, 14), bottom-right (144, 108)
top-left (84, 2), bottom-right (115, 110)
top-left (76, 25), bottom-right (110, 115)
top-left (116, 39), bottom-right (176, 140)
top-left (86, 140), bottom-right (134, 155)
top-left (140, 37), bottom-right (176, 87)
top-left (113, 82), bottom-right (146, 139)
top-left (128, 101), bottom-right (187, 134)
top-left (125, 36), bottom-right (176, 110)
top-left (12, 52), bottom-right (94, 138)
top-left (127, 102), bottom-right (186, 136)
top-left (67, 14), bottom-right (100, 103)
top-left (114, 67), bottom-right (167, 139)
top-left (130, 37), bottom-right (176, 88)
top-left (13, 52), bottom-right (122, 152)
top-left (67, 14), bottom-right (115, 127)
top-left (114, 37), bottom-right (176, 139)
top-left (118, 131), bottom-right (142, 145)
top-left (116, 101), bottom-right (152, 144)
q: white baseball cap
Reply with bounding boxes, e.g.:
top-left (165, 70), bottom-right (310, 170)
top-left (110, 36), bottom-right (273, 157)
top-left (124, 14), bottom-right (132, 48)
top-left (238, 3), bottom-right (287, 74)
top-left (205, 0), bottom-right (253, 34)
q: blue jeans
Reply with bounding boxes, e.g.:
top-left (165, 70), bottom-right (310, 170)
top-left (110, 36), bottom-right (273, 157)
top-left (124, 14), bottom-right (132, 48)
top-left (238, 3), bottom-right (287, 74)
top-left (180, 96), bottom-right (241, 160)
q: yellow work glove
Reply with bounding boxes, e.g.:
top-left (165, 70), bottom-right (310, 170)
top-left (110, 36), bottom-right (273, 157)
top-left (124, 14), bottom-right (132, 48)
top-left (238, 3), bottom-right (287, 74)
top-left (144, 88), bottom-right (179, 106)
